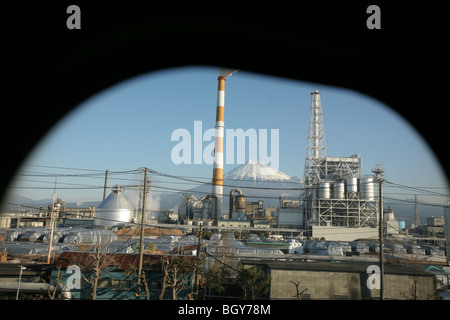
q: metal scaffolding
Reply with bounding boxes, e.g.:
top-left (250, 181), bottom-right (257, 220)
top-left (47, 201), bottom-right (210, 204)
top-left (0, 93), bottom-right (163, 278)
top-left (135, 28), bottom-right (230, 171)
top-left (310, 198), bottom-right (378, 228)
top-left (301, 91), bottom-right (378, 231)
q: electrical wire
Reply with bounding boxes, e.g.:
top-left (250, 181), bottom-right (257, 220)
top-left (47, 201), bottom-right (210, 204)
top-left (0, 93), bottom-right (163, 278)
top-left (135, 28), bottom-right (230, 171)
top-left (6, 165), bottom-right (450, 210)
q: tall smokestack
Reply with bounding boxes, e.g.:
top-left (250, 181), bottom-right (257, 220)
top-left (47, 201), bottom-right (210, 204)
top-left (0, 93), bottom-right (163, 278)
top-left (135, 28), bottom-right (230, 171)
top-left (212, 76), bottom-right (226, 220)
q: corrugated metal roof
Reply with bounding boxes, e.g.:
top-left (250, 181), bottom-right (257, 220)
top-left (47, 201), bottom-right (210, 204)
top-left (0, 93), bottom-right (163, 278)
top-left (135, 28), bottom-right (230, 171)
top-left (55, 252), bottom-right (196, 271)
top-left (242, 259), bottom-right (434, 277)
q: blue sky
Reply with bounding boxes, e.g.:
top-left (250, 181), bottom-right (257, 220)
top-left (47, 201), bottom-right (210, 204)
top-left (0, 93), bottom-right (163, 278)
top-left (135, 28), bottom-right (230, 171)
top-left (10, 66), bottom-right (449, 206)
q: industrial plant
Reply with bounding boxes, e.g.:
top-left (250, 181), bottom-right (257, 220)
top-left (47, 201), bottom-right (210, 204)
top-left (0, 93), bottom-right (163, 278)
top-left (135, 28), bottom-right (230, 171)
top-left (0, 71), bottom-right (449, 300)
top-left (177, 80), bottom-right (381, 242)
top-left (300, 90), bottom-right (379, 241)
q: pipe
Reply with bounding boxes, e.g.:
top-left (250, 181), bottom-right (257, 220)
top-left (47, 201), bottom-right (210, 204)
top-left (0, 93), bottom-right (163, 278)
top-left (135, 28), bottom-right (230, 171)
top-left (229, 188), bottom-right (243, 219)
top-left (212, 76), bottom-right (226, 219)
top-left (2, 281), bottom-right (72, 300)
top-left (200, 194), bottom-right (219, 225)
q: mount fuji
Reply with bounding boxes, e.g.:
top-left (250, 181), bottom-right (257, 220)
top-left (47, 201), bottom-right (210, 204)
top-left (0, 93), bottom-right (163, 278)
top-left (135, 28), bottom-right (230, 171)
top-left (158, 161), bottom-right (303, 210)
top-left (223, 160), bottom-right (292, 182)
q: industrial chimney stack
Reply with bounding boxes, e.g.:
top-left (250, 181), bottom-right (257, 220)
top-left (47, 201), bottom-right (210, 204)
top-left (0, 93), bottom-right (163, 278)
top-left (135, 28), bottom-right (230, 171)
top-left (212, 76), bottom-right (226, 219)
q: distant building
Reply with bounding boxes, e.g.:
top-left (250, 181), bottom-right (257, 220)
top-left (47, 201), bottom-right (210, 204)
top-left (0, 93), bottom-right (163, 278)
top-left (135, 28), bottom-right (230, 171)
top-left (275, 198), bottom-right (303, 229)
top-left (245, 200), bottom-right (264, 218)
top-left (276, 207), bottom-right (303, 229)
top-left (264, 206), bottom-right (276, 218)
top-left (427, 217), bottom-right (445, 227)
top-left (416, 216), bottom-right (447, 238)
top-left (216, 219), bottom-right (251, 228)
top-left (252, 219), bottom-right (271, 229)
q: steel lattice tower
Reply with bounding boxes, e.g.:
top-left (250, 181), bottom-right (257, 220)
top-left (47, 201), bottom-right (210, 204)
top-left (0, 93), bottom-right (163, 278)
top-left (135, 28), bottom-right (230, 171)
top-left (304, 90), bottom-right (327, 186)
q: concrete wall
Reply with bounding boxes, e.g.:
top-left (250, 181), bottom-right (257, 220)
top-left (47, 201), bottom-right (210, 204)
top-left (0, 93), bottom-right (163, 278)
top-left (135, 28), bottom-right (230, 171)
top-left (269, 269), bottom-right (435, 300)
top-left (270, 269), bottom-right (362, 299)
top-left (381, 274), bottom-right (436, 300)
top-left (311, 225), bottom-right (378, 241)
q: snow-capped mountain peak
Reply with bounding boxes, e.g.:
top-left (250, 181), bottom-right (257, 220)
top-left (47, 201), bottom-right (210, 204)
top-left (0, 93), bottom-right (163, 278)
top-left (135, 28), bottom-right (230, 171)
top-left (223, 160), bottom-right (292, 182)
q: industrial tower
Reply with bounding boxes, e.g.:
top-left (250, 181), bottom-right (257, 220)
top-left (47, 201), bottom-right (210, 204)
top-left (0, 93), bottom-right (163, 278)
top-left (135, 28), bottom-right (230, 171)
top-left (304, 90), bottom-right (327, 186)
top-left (301, 91), bottom-right (379, 239)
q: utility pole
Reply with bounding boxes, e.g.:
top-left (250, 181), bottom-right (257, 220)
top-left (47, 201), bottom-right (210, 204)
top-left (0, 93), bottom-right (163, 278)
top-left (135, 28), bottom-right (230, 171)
top-left (103, 169), bottom-right (109, 200)
top-left (47, 176), bottom-right (57, 264)
top-left (372, 164), bottom-right (384, 300)
top-left (137, 168), bottom-right (148, 290)
top-left (194, 223), bottom-right (203, 296)
top-left (16, 265), bottom-right (26, 300)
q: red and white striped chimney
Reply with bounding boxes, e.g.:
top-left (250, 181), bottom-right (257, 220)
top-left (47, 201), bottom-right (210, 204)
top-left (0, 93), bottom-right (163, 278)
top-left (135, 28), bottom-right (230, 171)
top-left (212, 76), bottom-right (226, 219)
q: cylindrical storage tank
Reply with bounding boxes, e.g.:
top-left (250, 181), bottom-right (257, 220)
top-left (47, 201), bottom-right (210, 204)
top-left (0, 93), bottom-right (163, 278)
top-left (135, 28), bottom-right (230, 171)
top-left (359, 177), bottom-right (374, 200)
top-left (94, 186), bottom-right (135, 227)
top-left (384, 211), bottom-right (395, 221)
top-left (235, 195), bottom-right (246, 210)
top-left (346, 177), bottom-right (358, 194)
top-left (333, 182), bottom-right (345, 199)
top-left (312, 184), bottom-right (319, 198)
top-left (317, 182), bottom-right (330, 199)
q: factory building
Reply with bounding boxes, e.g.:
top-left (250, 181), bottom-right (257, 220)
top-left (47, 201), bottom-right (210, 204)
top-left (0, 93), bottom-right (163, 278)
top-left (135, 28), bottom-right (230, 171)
top-left (243, 260), bottom-right (437, 300)
top-left (301, 91), bottom-right (380, 241)
top-left (275, 199), bottom-right (303, 229)
top-left (177, 89), bottom-right (384, 242)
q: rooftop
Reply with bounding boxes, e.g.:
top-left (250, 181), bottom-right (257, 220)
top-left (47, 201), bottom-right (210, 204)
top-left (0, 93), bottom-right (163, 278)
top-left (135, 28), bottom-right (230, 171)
top-left (242, 259), bottom-right (434, 277)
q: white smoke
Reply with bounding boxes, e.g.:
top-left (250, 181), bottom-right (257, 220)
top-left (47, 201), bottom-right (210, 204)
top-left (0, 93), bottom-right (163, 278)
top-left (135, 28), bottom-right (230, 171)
top-left (219, 68), bottom-right (239, 78)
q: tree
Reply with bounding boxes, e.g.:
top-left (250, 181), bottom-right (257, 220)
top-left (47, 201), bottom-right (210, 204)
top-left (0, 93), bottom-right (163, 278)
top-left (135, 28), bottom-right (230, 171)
top-left (236, 266), bottom-right (271, 300)
top-left (153, 255), bottom-right (197, 300)
top-left (400, 279), bottom-right (434, 300)
top-left (123, 263), bottom-right (151, 300)
top-left (400, 279), bottom-right (419, 300)
top-left (203, 265), bottom-right (226, 295)
top-left (42, 265), bottom-right (65, 300)
top-left (167, 257), bottom-right (192, 300)
top-left (65, 242), bottom-right (116, 300)
top-left (157, 256), bottom-right (170, 300)
top-left (290, 281), bottom-right (308, 300)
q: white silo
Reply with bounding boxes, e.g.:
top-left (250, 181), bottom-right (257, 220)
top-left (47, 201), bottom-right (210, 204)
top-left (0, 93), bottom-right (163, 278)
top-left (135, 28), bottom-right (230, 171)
top-left (94, 185), bottom-right (135, 228)
top-left (317, 182), bottom-right (330, 199)
top-left (333, 182), bottom-right (345, 199)
top-left (346, 177), bottom-right (358, 196)
top-left (359, 177), bottom-right (375, 201)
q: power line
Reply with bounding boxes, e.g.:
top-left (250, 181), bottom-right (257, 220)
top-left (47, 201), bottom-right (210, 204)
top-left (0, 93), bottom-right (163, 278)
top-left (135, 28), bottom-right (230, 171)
top-left (16, 165), bottom-right (449, 195)
top-left (384, 180), bottom-right (450, 198)
top-left (384, 196), bottom-right (448, 209)
top-left (8, 165), bottom-right (450, 208)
